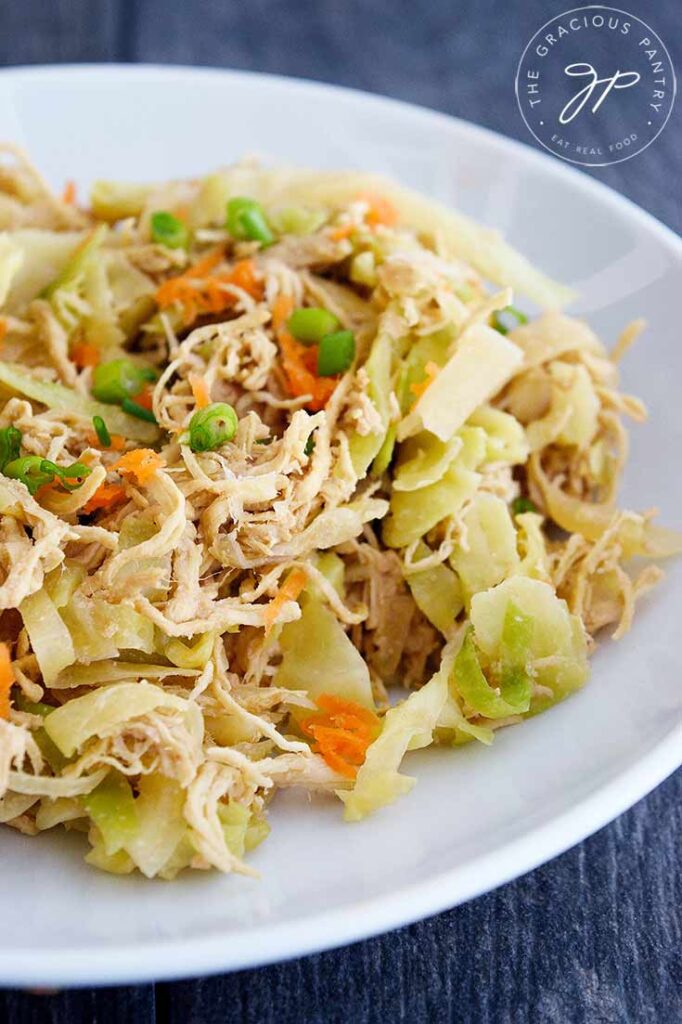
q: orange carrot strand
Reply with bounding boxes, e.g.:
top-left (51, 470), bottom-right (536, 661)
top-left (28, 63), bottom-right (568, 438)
top-left (62, 180), bottom-right (77, 206)
top-left (82, 482), bottom-right (128, 515)
top-left (300, 694), bottom-right (381, 778)
top-left (70, 342), bottom-right (100, 369)
top-left (0, 642), bottom-right (13, 720)
top-left (263, 567), bottom-right (308, 635)
top-left (189, 373), bottom-right (211, 410)
top-left (112, 449), bottom-right (165, 486)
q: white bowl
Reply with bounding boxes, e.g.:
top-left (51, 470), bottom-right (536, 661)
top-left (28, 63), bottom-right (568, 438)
top-left (0, 65), bottom-right (680, 988)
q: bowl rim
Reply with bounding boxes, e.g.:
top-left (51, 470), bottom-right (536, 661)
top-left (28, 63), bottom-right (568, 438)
top-left (0, 62), bottom-right (680, 987)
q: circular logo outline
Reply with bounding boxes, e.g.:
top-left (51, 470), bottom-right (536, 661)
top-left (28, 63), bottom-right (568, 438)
top-left (515, 5), bottom-right (676, 167)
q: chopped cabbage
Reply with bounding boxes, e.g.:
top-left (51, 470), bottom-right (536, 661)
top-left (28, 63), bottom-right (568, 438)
top-left (275, 596), bottom-right (374, 708)
top-left (42, 223), bottom-right (107, 300)
top-left (51, 661), bottom-right (200, 690)
top-left (44, 561), bottom-right (87, 610)
top-left (0, 229), bottom-right (85, 312)
top-left (371, 422), bottom-right (397, 476)
top-left (509, 312), bottom-right (604, 368)
top-left (348, 332), bottom-right (393, 478)
top-left (44, 681), bottom-right (188, 757)
top-left (526, 362), bottom-right (599, 451)
top-left (450, 493), bottom-right (520, 600)
top-left (404, 542), bottom-right (463, 635)
top-left (312, 551), bottom-right (345, 596)
top-left (515, 511), bottom-right (551, 581)
top-left (338, 645), bottom-right (454, 820)
top-left (383, 461), bottom-right (480, 549)
top-left (83, 772), bottom-right (137, 856)
top-left (85, 843), bottom-right (135, 875)
top-left (188, 172), bottom-right (234, 228)
top-left (80, 247), bottom-right (125, 353)
top-left (398, 322), bottom-right (523, 442)
top-left (470, 577), bottom-right (589, 709)
top-left (468, 405), bottom-right (529, 465)
top-left (14, 694), bottom-right (70, 771)
top-left (19, 588), bottom-right (75, 684)
top-left (106, 250), bottom-right (156, 338)
top-left (275, 495), bottom-right (389, 557)
top-left (452, 603), bottom-right (532, 719)
top-left (399, 328), bottom-right (453, 415)
top-left (35, 797), bottom-right (83, 831)
top-left (61, 595), bottom-right (155, 664)
top-left (219, 802), bottom-right (271, 858)
top-left (90, 181), bottom-right (152, 221)
top-left (392, 432), bottom-right (463, 492)
top-left (269, 205), bottom-right (327, 236)
top-left (164, 631), bottom-right (216, 669)
top-left (0, 235), bottom-right (24, 308)
top-left (0, 792), bottom-right (38, 823)
top-left (123, 774), bottom-right (186, 879)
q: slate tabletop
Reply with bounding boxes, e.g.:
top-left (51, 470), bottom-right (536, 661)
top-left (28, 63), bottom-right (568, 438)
top-left (0, 2), bottom-right (679, 1021)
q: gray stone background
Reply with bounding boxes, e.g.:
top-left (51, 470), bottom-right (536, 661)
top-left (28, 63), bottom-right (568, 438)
top-left (0, 1), bottom-right (679, 1021)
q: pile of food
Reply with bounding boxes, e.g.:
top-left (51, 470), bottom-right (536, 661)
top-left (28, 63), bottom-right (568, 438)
top-left (0, 145), bottom-right (677, 879)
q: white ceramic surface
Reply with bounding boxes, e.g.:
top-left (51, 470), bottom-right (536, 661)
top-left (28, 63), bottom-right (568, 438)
top-left (0, 65), bottom-right (680, 988)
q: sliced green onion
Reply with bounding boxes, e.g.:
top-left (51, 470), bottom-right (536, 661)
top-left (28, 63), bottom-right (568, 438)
top-left (288, 307), bottom-right (340, 346)
top-left (92, 359), bottom-right (156, 405)
top-left (188, 402), bottom-right (238, 452)
top-left (0, 426), bottom-right (22, 471)
top-left (492, 305), bottom-right (528, 336)
top-left (150, 210), bottom-right (189, 249)
top-left (92, 415), bottom-right (111, 448)
top-left (120, 398), bottom-right (157, 424)
top-left (3, 456), bottom-right (91, 496)
top-left (511, 496), bottom-right (537, 516)
top-left (49, 461), bottom-right (92, 492)
top-left (268, 205), bottom-right (327, 236)
top-left (304, 434), bottom-right (316, 457)
top-left (317, 330), bottom-right (356, 377)
top-left (226, 198), bottom-right (274, 246)
top-left (3, 455), bottom-right (53, 495)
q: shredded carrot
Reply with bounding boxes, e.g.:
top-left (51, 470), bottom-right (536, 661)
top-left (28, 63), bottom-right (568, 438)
top-left (410, 360), bottom-right (440, 402)
top-left (272, 294), bottom-right (294, 333)
top-left (189, 373), bottom-right (211, 410)
top-left (271, 295), bottom-right (337, 412)
top-left (82, 482), bottom-right (128, 515)
top-left (155, 252), bottom-right (263, 326)
top-left (300, 694), bottom-right (381, 779)
top-left (62, 180), bottom-right (77, 206)
top-left (0, 642), bottom-right (13, 720)
top-left (112, 449), bottom-right (165, 486)
top-left (86, 431), bottom-right (126, 452)
top-left (330, 223), bottom-right (356, 242)
top-left (133, 386), bottom-right (155, 411)
top-left (227, 259), bottom-right (262, 298)
top-left (70, 341), bottom-right (100, 369)
top-left (263, 567), bottom-right (308, 635)
top-left (359, 193), bottom-right (398, 228)
top-left (0, 318), bottom-right (7, 345)
top-left (35, 480), bottom-right (59, 503)
top-left (185, 248), bottom-right (225, 280)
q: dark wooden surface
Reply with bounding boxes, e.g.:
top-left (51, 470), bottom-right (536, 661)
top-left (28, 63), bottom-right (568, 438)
top-left (0, 1), bottom-right (680, 1020)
